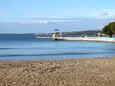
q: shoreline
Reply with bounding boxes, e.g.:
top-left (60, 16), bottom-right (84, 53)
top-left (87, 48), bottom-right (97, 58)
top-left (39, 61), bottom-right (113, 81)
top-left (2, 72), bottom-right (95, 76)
top-left (58, 37), bottom-right (115, 42)
top-left (0, 57), bottom-right (115, 86)
top-left (37, 37), bottom-right (115, 42)
top-left (0, 56), bottom-right (113, 61)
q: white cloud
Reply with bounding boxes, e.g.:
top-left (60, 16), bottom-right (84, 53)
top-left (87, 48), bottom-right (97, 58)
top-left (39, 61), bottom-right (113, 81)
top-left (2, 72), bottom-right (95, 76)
top-left (99, 12), bottom-right (109, 17)
top-left (96, 9), bottom-right (115, 18)
top-left (39, 20), bottom-right (49, 25)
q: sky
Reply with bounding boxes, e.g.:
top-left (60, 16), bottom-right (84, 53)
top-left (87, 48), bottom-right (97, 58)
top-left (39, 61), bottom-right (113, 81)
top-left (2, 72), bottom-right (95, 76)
top-left (0, 0), bottom-right (115, 33)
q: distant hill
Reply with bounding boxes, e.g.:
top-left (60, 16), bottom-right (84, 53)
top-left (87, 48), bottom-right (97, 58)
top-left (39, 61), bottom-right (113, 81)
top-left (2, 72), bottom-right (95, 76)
top-left (63, 30), bottom-right (101, 35)
top-left (63, 30), bottom-right (101, 37)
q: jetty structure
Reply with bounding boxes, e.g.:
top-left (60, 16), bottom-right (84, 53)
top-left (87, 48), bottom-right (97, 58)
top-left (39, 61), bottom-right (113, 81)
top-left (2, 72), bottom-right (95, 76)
top-left (50, 28), bottom-right (63, 40)
top-left (36, 29), bottom-right (115, 42)
top-left (36, 34), bottom-right (115, 42)
top-left (51, 30), bottom-right (115, 42)
top-left (63, 37), bottom-right (115, 42)
top-left (52, 32), bottom-right (61, 40)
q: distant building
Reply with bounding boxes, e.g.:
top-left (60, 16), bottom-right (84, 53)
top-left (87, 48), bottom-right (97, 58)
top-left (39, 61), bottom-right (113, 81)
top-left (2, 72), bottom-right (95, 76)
top-left (52, 32), bottom-right (60, 40)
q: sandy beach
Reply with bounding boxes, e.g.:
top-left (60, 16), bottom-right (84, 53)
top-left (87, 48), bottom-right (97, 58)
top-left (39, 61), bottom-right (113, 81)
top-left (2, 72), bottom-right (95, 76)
top-left (0, 58), bottom-right (115, 86)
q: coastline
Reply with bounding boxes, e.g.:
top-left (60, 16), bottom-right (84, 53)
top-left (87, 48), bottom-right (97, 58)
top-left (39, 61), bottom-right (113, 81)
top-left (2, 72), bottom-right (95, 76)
top-left (59, 37), bottom-right (115, 42)
top-left (0, 57), bottom-right (115, 86)
top-left (37, 37), bottom-right (115, 43)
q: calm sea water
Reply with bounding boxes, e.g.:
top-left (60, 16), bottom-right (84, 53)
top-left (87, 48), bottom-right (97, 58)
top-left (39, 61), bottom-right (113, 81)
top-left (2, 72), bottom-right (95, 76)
top-left (0, 34), bottom-right (115, 60)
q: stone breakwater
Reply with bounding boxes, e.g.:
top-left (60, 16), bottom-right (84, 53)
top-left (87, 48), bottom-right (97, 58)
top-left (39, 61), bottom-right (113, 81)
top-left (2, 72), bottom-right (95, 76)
top-left (61, 37), bottom-right (115, 42)
top-left (0, 58), bottom-right (115, 86)
top-left (37, 37), bottom-right (115, 42)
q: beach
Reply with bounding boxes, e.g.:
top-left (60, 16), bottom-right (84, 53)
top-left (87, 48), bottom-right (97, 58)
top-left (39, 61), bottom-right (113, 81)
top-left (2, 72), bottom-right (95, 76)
top-left (0, 57), bottom-right (115, 86)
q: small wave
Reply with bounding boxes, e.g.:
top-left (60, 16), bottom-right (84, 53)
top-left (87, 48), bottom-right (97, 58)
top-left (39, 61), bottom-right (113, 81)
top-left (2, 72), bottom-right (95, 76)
top-left (0, 48), bottom-right (16, 50)
top-left (0, 47), bottom-right (57, 50)
top-left (0, 51), bottom-right (113, 57)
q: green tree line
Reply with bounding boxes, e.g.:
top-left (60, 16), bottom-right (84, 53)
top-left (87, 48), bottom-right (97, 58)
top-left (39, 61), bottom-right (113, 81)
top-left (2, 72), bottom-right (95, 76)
top-left (101, 22), bottom-right (115, 36)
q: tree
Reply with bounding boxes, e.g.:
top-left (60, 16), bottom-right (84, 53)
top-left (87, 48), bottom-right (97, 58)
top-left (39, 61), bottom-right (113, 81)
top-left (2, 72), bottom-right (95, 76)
top-left (101, 25), bottom-right (108, 34)
top-left (101, 22), bottom-right (115, 36)
top-left (107, 23), bottom-right (113, 35)
top-left (110, 22), bottom-right (115, 34)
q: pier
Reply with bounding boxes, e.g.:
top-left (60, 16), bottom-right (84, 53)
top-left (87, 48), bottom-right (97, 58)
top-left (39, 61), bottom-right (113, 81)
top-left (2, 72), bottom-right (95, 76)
top-left (36, 36), bottom-right (115, 43)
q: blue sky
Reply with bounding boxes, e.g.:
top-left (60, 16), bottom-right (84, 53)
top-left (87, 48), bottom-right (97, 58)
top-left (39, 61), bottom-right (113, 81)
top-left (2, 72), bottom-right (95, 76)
top-left (0, 0), bottom-right (115, 22)
top-left (0, 0), bottom-right (115, 33)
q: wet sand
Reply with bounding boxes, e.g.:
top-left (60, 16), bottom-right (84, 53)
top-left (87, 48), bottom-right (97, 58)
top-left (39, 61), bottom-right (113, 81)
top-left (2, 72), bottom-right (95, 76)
top-left (0, 58), bottom-right (115, 86)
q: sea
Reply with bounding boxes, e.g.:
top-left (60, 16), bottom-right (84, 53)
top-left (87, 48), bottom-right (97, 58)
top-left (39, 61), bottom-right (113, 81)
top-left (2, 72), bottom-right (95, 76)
top-left (0, 34), bottom-right (115, 61)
